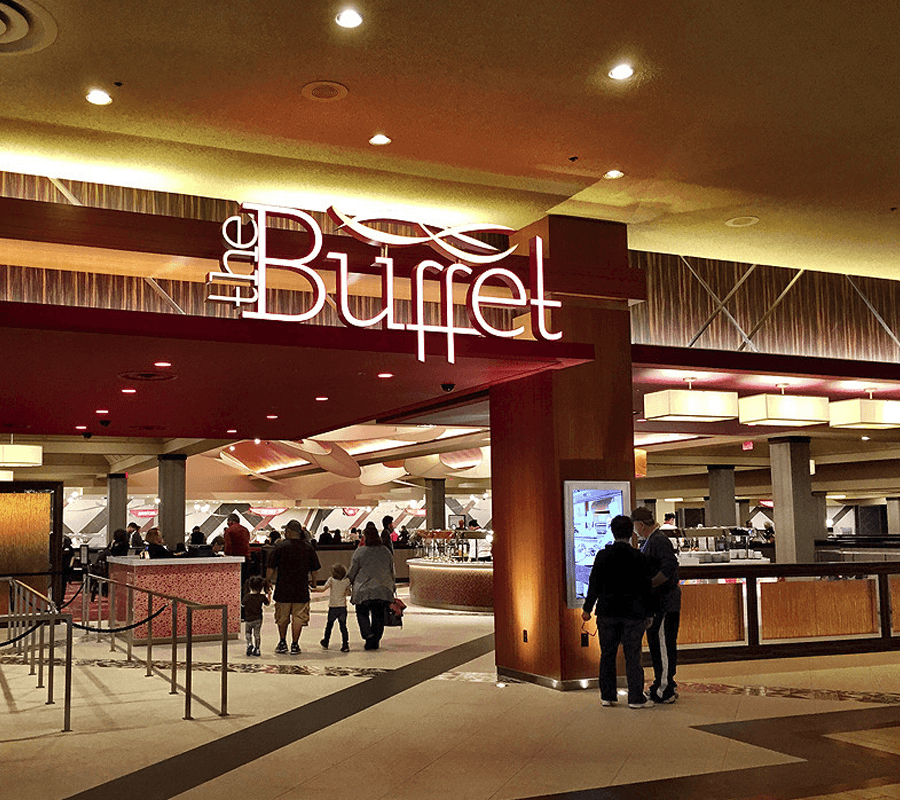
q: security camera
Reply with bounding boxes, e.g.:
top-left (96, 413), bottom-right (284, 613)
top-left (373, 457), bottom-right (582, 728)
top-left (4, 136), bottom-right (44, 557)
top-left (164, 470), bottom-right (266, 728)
top-left (82, 431), bottom-right (93, 439)
top-left (99, 419), bottom-right (111, 427)
top-left (441, 383), bottom-right (455, 392)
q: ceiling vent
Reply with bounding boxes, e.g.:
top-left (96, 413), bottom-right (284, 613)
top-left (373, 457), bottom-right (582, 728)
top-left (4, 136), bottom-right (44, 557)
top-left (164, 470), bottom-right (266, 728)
top-left (118, 371), bottom-right (177, 383)
top-left (301, 81), bottom-right (349, 102)
top-left (0, 0), bottom-right (58, 55)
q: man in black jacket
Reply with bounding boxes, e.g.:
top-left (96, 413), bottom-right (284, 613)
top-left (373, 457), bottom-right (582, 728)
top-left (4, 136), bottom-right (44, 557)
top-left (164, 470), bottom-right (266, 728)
top-left (581, 514), bottom-right (655, 709)
top-left (632, 505), bottom-right (681, 704)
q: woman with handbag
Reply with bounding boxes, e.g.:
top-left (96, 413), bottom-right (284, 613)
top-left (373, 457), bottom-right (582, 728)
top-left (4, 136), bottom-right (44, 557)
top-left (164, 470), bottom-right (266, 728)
top-left (347, 523), bottom-right (395, 650)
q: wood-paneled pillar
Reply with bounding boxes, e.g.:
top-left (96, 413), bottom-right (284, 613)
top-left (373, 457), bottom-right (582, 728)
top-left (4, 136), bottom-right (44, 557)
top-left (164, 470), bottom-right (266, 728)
top-left (887, 498), bottom-right (900, 535)
top-left (491, 298), bottom-right (634, 688)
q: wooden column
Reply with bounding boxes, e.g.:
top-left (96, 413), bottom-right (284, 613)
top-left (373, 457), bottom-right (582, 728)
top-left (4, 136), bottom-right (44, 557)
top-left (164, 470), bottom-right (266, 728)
top-left (491, 298), bottom-right (634, 688)
top-left (157, 454), bottom-right (186, 549)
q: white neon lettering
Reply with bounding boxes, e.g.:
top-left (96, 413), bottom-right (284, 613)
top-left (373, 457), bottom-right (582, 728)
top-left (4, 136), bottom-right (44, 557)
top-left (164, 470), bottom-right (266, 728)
top-left (330, 252), bottom-right (405, 331)
top-left (241, 203), bottom-right (326, 322)
top-left (210, 204), bottom-right (567, 361)
top-left (467, 268), bottom-right (527, 338)
top-left (529, 236), bottom-right (563, 341)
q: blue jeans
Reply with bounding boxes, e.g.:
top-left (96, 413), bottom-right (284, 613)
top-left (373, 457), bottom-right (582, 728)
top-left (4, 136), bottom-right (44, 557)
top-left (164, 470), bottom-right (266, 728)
top-left (323, 606), bottom-right (349, 646)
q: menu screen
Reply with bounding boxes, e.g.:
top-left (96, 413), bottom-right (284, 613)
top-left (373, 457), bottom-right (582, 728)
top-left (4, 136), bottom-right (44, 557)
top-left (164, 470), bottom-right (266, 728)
top-left (563, 481), bottom-right (631, 608)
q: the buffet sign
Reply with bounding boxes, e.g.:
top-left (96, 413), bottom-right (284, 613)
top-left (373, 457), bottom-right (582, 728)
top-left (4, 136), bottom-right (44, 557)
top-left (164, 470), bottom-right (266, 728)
top-left (207, 203), bottom-right (562, 362)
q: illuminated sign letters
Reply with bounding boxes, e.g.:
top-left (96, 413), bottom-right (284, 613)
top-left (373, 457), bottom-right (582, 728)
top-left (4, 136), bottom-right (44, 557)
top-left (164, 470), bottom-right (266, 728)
top-left (207, 203), bottom-right (562, 362)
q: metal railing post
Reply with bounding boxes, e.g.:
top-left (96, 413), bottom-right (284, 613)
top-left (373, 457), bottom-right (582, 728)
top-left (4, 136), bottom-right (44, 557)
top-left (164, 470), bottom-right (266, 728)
top-left (184, 606), bottom-right (193, 720)
top-left (220, 605), bottom-right (228, 717)
top-left (37, 604), bottom-right (46, 688)
top-left (46, 613), bottom-right (56, 705)
top-left (126, 586), bottom-right (133, 662)
top-left (63, 615), bottom-right (73, 732)
top-left (81, 571), bottom-right (88, 633)
top-left (109, 582), bottom-right (116, 652)
top-left (28, 594), bottom-right (37, 675)
top-left (170, 601), bottom-right (178, 694)
top-left (145, 594), bottom-right (154, 678)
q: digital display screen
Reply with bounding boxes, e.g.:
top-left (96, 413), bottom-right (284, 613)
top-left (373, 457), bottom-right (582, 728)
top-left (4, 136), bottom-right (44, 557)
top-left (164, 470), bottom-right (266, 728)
top-left (563, 481), bottom-right (631, 608)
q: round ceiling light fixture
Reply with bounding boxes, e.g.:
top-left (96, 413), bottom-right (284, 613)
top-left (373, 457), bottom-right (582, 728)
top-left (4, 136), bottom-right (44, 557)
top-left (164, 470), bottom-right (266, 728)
top-left (301, 80), bottom-right (349, 103)
top-left (86, 88), bottom-right (112, 105)
top-left (725, 216), bottom-right (760, 228)
top-left (603, 169), bottom-right (625, 180)
top-left (369, 133), bottom-right (391, 146)
top-left (335, 9), bottom-right (363, 28)
top-left (0, 0), bottom-right (58, 55)
top-left (608, 63), bottom-right (634, 80)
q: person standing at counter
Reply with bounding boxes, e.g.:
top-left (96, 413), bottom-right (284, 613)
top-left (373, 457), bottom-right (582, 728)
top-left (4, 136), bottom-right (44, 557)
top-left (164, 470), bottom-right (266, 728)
top-left (632, 506), bottom-right (681, 705)
top-left (267, 520), bottom-right (320, 655)
top-left (348, 525), bottom-right (395, 650)
top-left (224, 513), bottom-right (251, 560)
top-left (581, 514), bottom-right (654, 709)
top-left (127, 522), bottom-right (143, 549)
top-left (381, 516), bottom-right (395, 552)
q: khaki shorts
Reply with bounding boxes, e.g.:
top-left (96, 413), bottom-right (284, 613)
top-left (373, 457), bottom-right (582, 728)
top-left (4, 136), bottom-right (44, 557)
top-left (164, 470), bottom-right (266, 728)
top-left (274, 602), bottom-right (310, 627)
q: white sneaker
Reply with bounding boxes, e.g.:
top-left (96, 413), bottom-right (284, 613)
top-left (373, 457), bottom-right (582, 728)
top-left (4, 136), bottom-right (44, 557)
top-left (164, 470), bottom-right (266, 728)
top-left (628, 700), bottom-right (653, 709)
top-left (601, 699), bottom-right (616, 707)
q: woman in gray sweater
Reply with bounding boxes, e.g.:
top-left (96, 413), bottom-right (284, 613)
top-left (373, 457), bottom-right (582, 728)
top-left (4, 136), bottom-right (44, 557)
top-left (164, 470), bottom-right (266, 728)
top-left (347, 523), bottom-right (395, 650)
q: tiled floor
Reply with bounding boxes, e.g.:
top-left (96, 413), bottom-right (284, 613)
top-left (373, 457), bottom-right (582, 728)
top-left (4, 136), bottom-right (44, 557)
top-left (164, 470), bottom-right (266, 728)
top-left (2, 591), bottom-right (900, 800)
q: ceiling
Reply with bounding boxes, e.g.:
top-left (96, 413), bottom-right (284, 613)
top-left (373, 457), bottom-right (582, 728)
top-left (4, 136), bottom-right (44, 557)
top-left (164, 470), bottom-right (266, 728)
top-left (1, 1), bottom-right (899, 279)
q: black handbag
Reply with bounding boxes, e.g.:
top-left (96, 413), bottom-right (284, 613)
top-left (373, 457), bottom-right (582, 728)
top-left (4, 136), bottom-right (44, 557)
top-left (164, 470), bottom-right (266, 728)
top-left (384, 597), bottom-right (405, 627)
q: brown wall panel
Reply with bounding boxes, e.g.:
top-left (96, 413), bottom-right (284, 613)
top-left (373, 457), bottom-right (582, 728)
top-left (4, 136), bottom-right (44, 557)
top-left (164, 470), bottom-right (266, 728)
top-left (680, 582), bottom-right (745, 645)
top-left (759, 578), bottom-right (878, 640)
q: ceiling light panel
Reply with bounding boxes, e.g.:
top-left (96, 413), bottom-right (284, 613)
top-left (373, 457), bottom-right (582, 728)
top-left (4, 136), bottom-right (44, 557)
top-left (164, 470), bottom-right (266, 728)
top-left (643, 389), bottom-right (739, 422)
top-left (829, 398), bottom-right (900, 429)
top-left (738, 394), bottom-right (830, 426)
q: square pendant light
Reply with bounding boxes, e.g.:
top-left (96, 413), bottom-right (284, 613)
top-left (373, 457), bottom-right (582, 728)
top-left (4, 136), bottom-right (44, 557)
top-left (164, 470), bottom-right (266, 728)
top-left (0, 444), bottom-right (42, 467)
top-left (829, 398), bottom-right (900, 429)
top-left (739, 394), bottom-right (830, 427)
top-left (643, 389), bottom-right (739, 422)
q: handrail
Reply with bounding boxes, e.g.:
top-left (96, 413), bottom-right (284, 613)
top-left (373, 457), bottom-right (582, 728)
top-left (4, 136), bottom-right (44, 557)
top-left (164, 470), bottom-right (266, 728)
top-left (79, 570), bottom-right (229, 721)
top-left (1, 577), bottom-right (74, 732)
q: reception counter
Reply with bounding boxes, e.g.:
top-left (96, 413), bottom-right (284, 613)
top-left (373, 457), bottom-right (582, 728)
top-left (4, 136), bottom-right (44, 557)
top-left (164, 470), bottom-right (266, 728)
top-left (107, 556), bottom-right (243, 642)
top-left (408, 559), bottom-right (493, 611)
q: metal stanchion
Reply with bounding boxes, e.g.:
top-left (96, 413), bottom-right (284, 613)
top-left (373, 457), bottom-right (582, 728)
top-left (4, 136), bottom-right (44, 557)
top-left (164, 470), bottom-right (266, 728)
top-left (184, 606), bottom-right (193, 720)
top-left (37, 605), bottom-right (46, 688)
top-left (126, 586), bottom-right (133, 662)
top-left (46, 613), bottom-right (56, 705)
top-left (28, 594), bottom-right (37, 675)
top-left (63, 615), bottom-right (73, 732)
top-left (170, 601), bottom-right (178, 695)
top-left (81, 572), bottom-right (88, 634)
top-left (220, 605), bottom-right (228, 717)
top-left (109, 582), bottom-right (116, 652)
top-left (94, 579), bottom-right (101, 643)
top-left (145, 594), bottom-right (154, 678)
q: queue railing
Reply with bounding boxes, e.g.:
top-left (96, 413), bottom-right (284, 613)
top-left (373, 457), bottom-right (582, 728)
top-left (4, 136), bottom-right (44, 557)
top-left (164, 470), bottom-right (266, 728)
top-left (1, 577), bottom-right (74, 731)
top-left (78, 570), bottom-right (229, 721)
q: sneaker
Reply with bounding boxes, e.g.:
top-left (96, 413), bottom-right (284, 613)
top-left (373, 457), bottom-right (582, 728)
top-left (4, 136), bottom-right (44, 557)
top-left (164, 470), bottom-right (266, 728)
top-left (320, 639), bottom-right (329, 650)
top-left (628, 700), bottom-right (653, 709)
top-left (290, 642), bottom-right (301, 655)
top-left (252, 647), bottom-right (260, 656)
top-left (275, 640), bottom-right (288, 654)
top-left (246, 645), bottom-right (254, 656)
top-left (340, 644), bottom-right (349, 652)
top-left (661, 694), bottom-right (677, 704)
top-left (600, 699), bottom-right (616, 707)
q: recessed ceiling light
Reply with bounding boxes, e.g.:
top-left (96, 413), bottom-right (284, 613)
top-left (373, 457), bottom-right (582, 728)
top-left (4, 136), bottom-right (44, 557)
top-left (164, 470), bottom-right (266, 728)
top-left (603, 169), bottom-right (625, 180)
top-left (227, 429), bottom-right (237, 434)
top-left (95, 409), bottom-right (109, 414)
top-left (75, 425), bottom-right (87, 431)
top-left (861, 436), bottom-right (871, 441)
top-left (121, 388), bottom-right (136, 394)
top-left (725, 216), bottom-right (760, 228)
top-left (315, 396), bottom-right (329, 402)
top-left (608, 64), bottom-right (634, 80)
top-left (86, 89), bottom-right (112, 105)
top-left (336, 9), bottom-right (363, 27)
top-left (266, 414), bottom-right (278, 420)
top-left (369, 134), bottom-right (391, 146)
top-left (254, 438), bottom-right (261, 445)
top-left (377, 372), bottom-right (394, 379)
top-left (154, 361), bottom-right (172, 368)
top-left (229, 446), bottom-right (235, 451)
